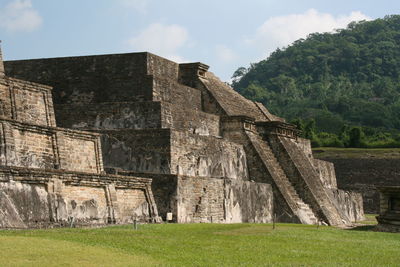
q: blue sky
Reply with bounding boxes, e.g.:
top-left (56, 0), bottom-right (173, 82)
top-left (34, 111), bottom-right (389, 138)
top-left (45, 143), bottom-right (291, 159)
top-left (0, 0), bottom-right (399, 81)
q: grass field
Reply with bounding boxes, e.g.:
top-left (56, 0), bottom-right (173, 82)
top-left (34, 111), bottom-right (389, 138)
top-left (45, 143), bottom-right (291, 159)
top-left (312, 147), bottom-right (400, 159)
top-left (0, 218), bottom-right (399, 267)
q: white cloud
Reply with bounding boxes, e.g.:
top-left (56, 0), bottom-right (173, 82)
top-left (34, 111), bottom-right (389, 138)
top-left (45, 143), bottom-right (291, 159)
top-left (247, 9), bottom-right (371, 59)
top-left (127, 23), bottom-right (189, 62)
top-left (215, 45), bottom-right (237, 63)
top-left (119, 0), bottom-right (149, 13)
top-left (0, 0), bottom-right (42, 32)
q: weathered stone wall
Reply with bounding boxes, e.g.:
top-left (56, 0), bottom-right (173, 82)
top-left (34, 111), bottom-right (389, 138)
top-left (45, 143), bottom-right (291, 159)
top-left (5, 53), bottom-right (150, 104)
top-left (0, 166), bottom-right (159, 228)
top-left (147, 53), bottom-right (179, 79)
top-left (100, 129), bottom-right (171, 174)
top-left (116, 188), bottom-right (149, 223)
top-left (176, 176), bottom-right (225, 223)
top-left (153, 76), bottom-right (201, 110)
top-left (164, 103), bottom-right (220, 136)
top-left (57, 132), bottom-right (102, 173)
top-left (114, 172), bottom-right (178, 221)
top-left (294, 137), bottom-right (313, 159)
top-left (176, 176), bottom-right (273, 223)
top-left (54, 101), bottom-right (220, 137)
top-left (314, 157), bottom-right (400, 213)
top-left (224, 179), bottom-right (273, 223)
top-left (376, 187), bottom-right (400, 232)
top-left (101, 129), bottom-right (247, 179)
top-left (328, 189), bottom-right (364, 222)
top-left (313, 159), bottom-right (337, 189)
top-left (171, 131), bottom-right (248, 179)
top-left (0, 119), bottom-right (103, 173)
top-left (9, 126), bottom-right (54, 169)
top-left (4, 53), bottom-right (181, 105)
top-left (59, 185), bottom-right (108, 224)
top-left (55, 102), bottom-right (163, 130)
top-left (0, 181), bottom-right (49, 228)
top-left (0, 78), bottom-right (56, 127)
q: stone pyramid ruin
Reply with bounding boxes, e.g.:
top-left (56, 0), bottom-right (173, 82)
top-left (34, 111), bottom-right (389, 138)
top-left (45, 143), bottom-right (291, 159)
top-left (1, 48), bottom-right (364, 227)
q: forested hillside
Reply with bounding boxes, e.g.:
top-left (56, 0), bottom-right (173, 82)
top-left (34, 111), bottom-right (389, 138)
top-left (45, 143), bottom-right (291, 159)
top-left (232, 15), bottom-right (400, 147)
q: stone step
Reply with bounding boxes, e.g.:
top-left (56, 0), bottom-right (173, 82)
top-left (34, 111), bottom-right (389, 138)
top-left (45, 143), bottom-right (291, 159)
top-left (247, 131), bottom-right (320, 225)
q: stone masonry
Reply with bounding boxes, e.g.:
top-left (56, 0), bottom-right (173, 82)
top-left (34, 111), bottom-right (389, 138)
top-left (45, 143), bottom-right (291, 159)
top-left (4, 50), bottom-right (364, 226)
top-left (376, 186), bottom-right (400, 232)
top-left (0, 46), bottom-right (160, 228)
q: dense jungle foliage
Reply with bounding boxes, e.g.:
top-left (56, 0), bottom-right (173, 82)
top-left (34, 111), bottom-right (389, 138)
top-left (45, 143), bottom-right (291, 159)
top-left (232, 15), bottom-right (400, 147)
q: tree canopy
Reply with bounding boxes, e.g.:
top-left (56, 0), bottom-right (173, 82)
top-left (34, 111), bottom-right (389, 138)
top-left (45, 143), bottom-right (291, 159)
top-left (232, 15), bottom-right (400, 147)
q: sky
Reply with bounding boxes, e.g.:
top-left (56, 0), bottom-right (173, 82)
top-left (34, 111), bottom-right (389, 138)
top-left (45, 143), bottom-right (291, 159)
top-left (0, 0), bottom-right (399, 81)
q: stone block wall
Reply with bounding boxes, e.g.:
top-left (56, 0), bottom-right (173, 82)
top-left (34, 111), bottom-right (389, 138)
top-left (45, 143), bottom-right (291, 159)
top-left (54, 101), bottom-right (221, 138)
top-left (147, 53), bottom-right (179, 79)
top-left (0, 166), bottom-right (159, 228)
top-left (164, 103), bottom-right (220, 136)
top-left (116, 188), bottom-right (149, 223)
top-left (0, 78), bottom-right (56, 127)
top-left (0, 181), bottom-right (49, 228)
top-left (314, 157), bottom-right (400, 213)
top-left (100, 129), bottom-right (172, 174)
top-left (328, 189), bottom-right (364, 222)
top-left (55, 102), bottom-right (163, 130)
top-left (177, 176), bottom-right (225, 223)
top-left (313, 159), bottom-right (338, 189)
top-left (224, 179), bottom-right (273, 223)
top-left (0, 119), bottom-right (103, 173)
top-left (176, 176), bottom-right (273, 223)
top-left (7, 124), bottom-right (54, 169)
top-left (171, 131), bottom-right (248, 179)
top-left (59, 185), bottom-right (108, 224)
top-left (4, 53), bottom-right (181, 105)
top-left (294, 137), bottom-right (313, 159)
top-left (376, 187), bottom-right (400, 232)
top-left (153, 76), bottom-right (202, 110)
top-left (56, 131), bottom-right (103, 173)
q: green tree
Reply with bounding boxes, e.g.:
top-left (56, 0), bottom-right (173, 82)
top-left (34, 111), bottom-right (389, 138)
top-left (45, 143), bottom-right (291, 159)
top-left (349, 127), bottom-right (365, 148)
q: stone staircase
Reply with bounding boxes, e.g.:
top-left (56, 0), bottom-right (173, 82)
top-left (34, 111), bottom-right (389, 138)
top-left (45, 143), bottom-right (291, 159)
top-left (272, 135), bottom-right (349, 226)
top-left (246, 131), bottom-right (318, 225)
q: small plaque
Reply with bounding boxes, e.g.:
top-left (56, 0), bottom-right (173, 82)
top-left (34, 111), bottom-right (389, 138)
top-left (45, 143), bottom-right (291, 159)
top-left (166, 212), bottom-right (173, 221)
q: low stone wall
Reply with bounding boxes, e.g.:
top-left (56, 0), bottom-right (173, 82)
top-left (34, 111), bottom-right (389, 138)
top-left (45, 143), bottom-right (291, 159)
top-left (314, 157), bottom-right (400, 213)
top-left (0, 119), bottom-right (103, 173)
top-left (0, 166), bottom-right (159, 228)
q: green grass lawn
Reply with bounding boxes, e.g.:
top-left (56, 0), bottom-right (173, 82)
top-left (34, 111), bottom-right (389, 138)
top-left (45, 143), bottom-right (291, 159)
top-left (0, 220), bottom-right (399, 267)
top-left (312, 147), bottom-right (400, 159)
